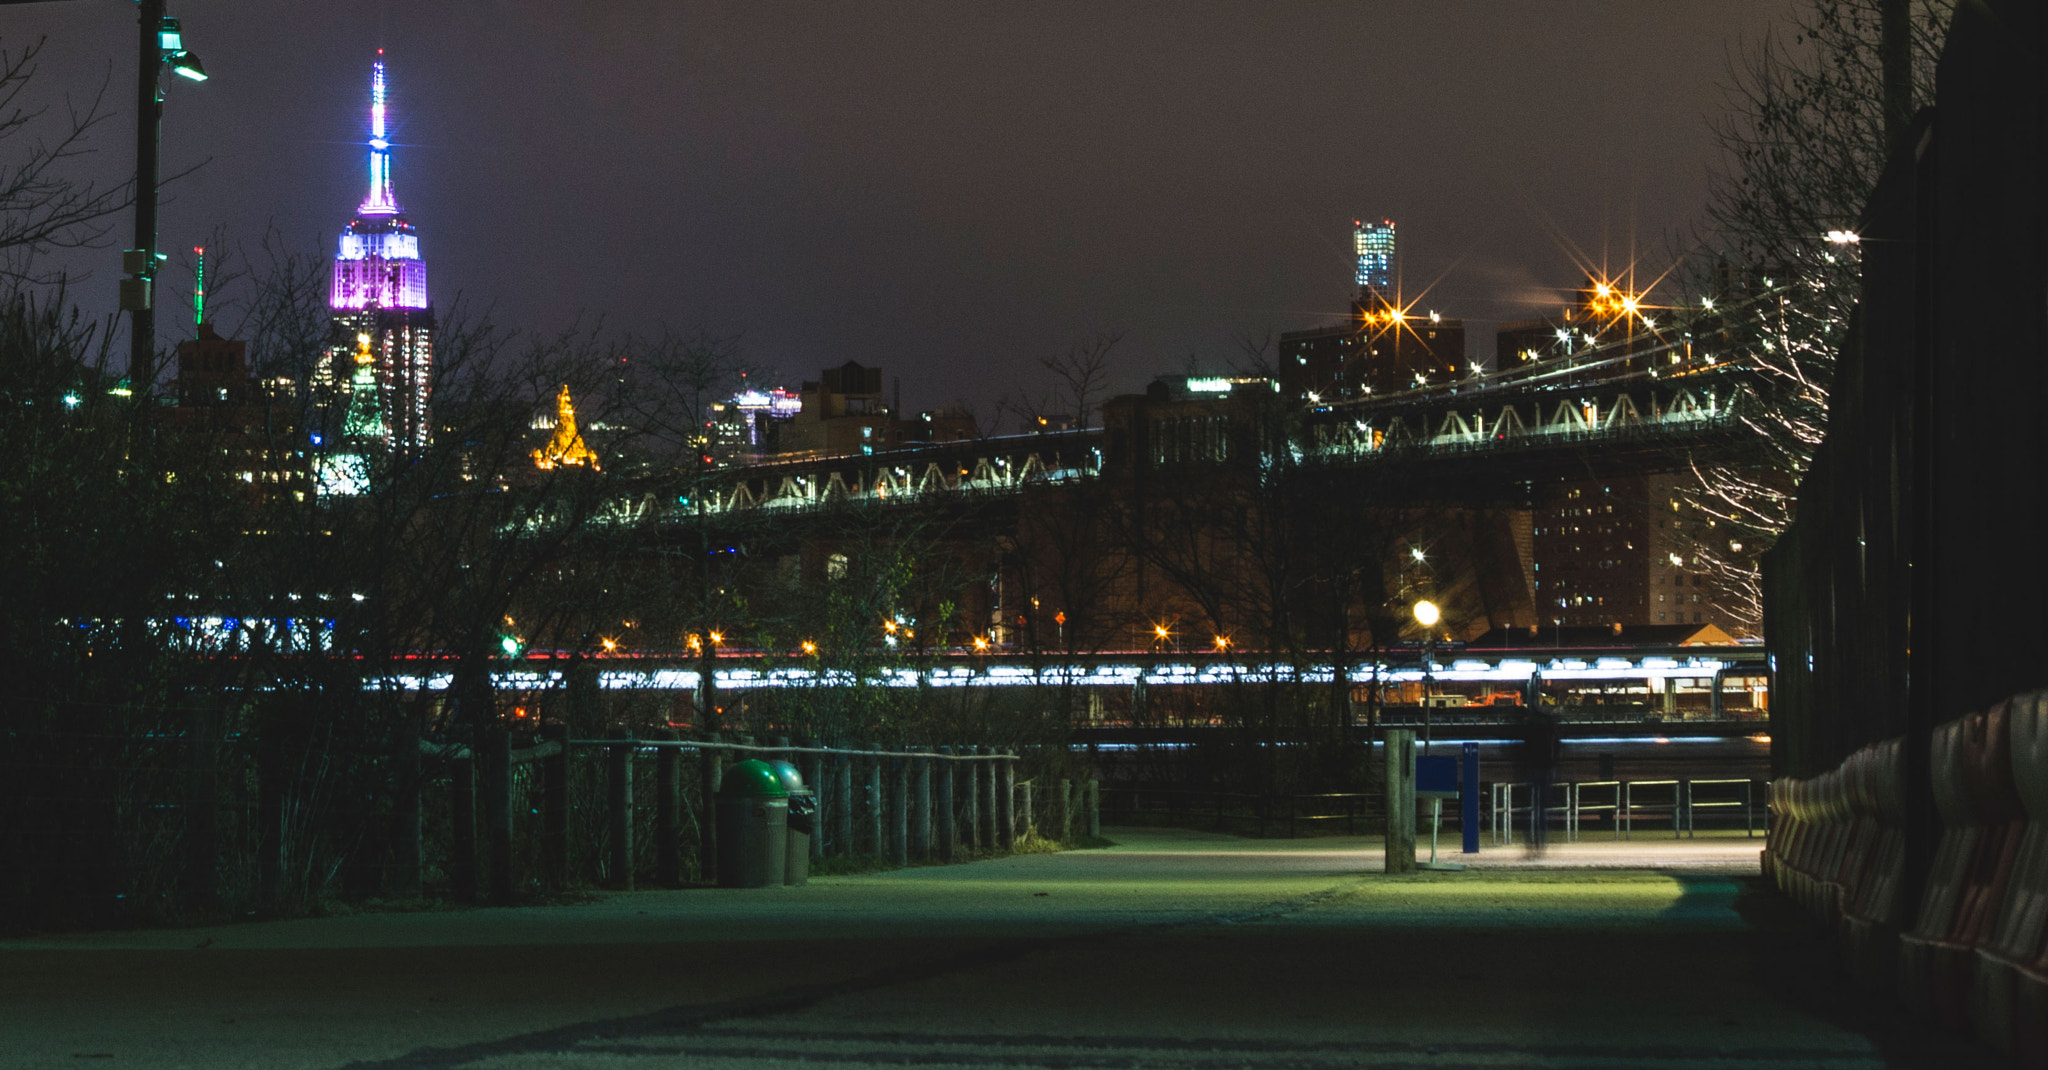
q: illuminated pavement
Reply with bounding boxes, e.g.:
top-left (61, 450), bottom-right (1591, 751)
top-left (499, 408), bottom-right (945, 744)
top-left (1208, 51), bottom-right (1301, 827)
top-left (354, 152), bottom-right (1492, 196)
top-left (0, 829), bottom-right (1992, 1069)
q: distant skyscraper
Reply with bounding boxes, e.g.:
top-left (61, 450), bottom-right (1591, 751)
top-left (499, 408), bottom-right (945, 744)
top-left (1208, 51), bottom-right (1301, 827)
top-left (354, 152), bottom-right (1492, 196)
top-left (1354, 219), bottom-right (1395, 293)
top-left (323, 55), bottom-right (434, 456)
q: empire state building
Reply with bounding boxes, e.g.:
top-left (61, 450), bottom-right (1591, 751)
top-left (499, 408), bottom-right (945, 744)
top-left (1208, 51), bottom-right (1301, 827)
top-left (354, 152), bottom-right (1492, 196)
top-left (324, 55), bottom-right (433, 454)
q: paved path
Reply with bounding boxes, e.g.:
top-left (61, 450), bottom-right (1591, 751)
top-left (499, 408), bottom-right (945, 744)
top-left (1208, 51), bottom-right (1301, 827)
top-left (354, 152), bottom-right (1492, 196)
top-left (0, 830), bottom-right (1993, 1069)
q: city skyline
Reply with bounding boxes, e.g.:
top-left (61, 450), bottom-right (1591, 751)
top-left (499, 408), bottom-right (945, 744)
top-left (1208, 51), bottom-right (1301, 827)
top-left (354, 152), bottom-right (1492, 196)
top-left (10, 3), bottom-right (1793, 416)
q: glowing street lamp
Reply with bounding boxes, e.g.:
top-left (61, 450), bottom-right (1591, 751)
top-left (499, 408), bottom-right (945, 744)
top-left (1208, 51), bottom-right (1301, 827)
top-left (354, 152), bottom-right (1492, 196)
top-left (1414, 599), bottom-right (1440, 752)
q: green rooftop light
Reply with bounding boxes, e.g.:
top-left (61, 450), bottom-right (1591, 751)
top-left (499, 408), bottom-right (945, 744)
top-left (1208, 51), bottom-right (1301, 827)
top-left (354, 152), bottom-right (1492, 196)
top-left (170, 52), bottom-right (208, 82)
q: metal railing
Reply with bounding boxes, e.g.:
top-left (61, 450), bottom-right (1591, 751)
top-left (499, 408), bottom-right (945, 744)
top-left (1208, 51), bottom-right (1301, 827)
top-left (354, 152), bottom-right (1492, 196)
top-left (1100, 787), bottom-right (1374, 838)
top-left (1488, 778), bottom-right (1765, 844)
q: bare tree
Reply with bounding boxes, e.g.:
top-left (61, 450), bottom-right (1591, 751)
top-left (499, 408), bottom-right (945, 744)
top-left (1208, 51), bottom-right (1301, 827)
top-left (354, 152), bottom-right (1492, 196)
top-left (1678, 0), bottom-right (1951, 626)
top-left (0, 39), bottom-right (131, 282)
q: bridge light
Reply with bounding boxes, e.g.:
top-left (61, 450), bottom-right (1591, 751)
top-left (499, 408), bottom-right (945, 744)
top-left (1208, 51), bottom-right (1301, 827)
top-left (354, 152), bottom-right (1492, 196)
top-left (1410, 546), bottom-right (1427, 563)
top-left (500, 634), bottom-right (523, 657)
top-left (1413, 600), bottom-right (1441, 628)
top-left (1825, 229), bottom-right (1860, 245)
top-left (1700, 297), bottom-right (1714, 311)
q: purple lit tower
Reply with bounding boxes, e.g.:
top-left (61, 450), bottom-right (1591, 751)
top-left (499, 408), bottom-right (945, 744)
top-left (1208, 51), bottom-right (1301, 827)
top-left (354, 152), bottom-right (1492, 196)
top-left (326, 55), bottom-right (434, 453)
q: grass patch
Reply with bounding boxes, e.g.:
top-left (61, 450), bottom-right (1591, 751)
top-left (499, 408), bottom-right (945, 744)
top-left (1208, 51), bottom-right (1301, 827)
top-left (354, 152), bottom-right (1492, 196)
top-left (1069, 834), bottom-right (1118, 850)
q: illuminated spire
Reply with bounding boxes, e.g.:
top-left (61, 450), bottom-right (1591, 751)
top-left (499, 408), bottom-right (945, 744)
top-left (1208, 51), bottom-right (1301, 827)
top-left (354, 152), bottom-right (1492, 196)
top-left (533, 385), bottom-right (600, 470)
top-left (360, 55), bottom-right (398, 215)
top-left (342, 333), bottom-right (387, 442)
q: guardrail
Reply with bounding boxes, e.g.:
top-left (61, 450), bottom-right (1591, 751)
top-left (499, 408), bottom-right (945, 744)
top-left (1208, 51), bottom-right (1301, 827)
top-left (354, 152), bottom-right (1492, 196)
top-left (1489, 778), bottom-right (1765, 845)
top-left (408, 727), bottom-right (1092, 904)
top-left (1099, 787), bottom-right (1374, 838)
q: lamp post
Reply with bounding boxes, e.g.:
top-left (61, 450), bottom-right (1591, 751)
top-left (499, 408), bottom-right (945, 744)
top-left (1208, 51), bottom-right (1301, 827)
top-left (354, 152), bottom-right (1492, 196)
top-left (121, 1), bottom-right (208, 402)
top-left (1413, 600), bottom-right (1440, 754)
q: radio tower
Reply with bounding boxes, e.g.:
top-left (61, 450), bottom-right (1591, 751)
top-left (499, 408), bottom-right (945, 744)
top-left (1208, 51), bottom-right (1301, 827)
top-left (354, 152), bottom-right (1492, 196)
top-left (322, 52), bottom-right (434, 457)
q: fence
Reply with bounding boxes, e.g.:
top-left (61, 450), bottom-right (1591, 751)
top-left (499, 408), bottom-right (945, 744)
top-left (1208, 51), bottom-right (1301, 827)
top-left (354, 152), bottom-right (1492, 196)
top-left (1491, 778), bottom-right (1764, 845)
top-left (1098, 787), bottom-right (1375, 838)
top-left (410, 728), bottom-right (1099, 904)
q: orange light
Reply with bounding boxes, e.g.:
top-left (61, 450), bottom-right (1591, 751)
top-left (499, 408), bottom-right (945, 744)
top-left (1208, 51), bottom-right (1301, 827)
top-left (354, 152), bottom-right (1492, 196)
top-left (708, 631), bottom-right (724, 645)
top-left (1214, 635), bottom-right (1230, 651)
top-left (601, 637), bottom-right (618, 652)
top-left (801, 640), bottom-right (817, 655)
top-left (1154, 624), bottom-right (1170, 640)
top-left (973, 635), bottom-right (990, 651)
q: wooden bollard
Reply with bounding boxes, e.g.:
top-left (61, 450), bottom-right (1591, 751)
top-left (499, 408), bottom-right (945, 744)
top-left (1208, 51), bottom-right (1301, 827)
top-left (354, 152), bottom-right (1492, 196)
top-left (185, 703), bottom-right (220, 913)
top-left (540, 723), bottom-right (570, 892)
top-left (805, 747), bottom-right (826, 861)
top-left (914, 757), bottom-right (933, 861)
top-left (1088, 778), bottom-right (1101, 838)
top-left (1059, 779), bottom-right (1073, 843)
top-left (392, 718), bottom-right (422, 898)
top-left (965, 748), bottom-right (983, 850)
top-left (655, 728), bottom-right (682, 886)
top-left (482, 727), bottom-right (515, 905)
top-left (936, 748), bottom-right (956, 862)
top-left (1020, 780), bottom-right (1035, 841)
top-left (834, 753), bottom-right (853, 858)
top-left (997, 756), bottom-right (1016, 851)
top-left (450, 745), bottom-right (478, 903)
top-left (606, 726), bottom-right (635, 890)
top-left (1385, 729), bottom-right (1417, 875)
top-left (890, 758), bottom-right (910, 866)
top-left (697, 732), bottom-right (722, 883)
top-left (866, 758), bottom-right (884, 858)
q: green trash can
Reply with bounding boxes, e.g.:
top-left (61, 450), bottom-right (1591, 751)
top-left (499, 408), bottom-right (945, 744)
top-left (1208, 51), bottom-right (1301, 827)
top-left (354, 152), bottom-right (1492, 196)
top-left (716, 759), bottom-right (788, 888)
top-left (768, 761), bottom-right (813, 886)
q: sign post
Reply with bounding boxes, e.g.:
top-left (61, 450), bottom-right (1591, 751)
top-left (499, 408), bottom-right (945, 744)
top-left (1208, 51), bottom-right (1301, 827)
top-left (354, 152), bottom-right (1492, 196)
top-left (1461, 741), bottom-right (1480, 854)
top-left (1416, 754), bottom-right (1463, 871)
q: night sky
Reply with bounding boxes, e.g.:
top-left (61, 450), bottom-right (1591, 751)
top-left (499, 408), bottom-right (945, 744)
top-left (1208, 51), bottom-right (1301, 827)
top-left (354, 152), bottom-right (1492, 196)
top-left (11, 2), bottom-right (1791, 422)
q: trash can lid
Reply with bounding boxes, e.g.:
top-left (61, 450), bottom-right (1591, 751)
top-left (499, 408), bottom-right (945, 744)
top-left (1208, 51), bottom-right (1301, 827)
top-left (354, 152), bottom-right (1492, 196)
top-left (718, 758), bottom-right (790, 798)
top-left (767, 760), bottom-right (805, 794)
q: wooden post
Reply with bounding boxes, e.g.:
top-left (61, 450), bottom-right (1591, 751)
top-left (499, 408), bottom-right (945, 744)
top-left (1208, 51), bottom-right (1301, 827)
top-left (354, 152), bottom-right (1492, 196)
top-left (697, 732), bottom-right (722, 882)
top-left (1058, 779), bottom-right (1073, 843)
top-left (866, 758), bottom-right (884, 858)
top-left (914, 756), bottom-right (932, 861)
top-left (481, 726), bottom-right (514, 905)
top-left (834, 753), bottom-right (853, 858)
top-left (183, 702), bottom-right (219, 913)
top-left (936, 748), bottom-right (956, 862)
top-left (1385, 729), bottom-right (1416, 874)
top-left (606, 726), bottom-right (634, 890)
top-left (655, 728), bottom-right (682, 886)
top-left (966, 747), bottom-right (983, 850)
top-left (391, 716), bottom-right (422, 898)
top-left (997, 756), bottom-right (1016, 851)
top-left (540, 723), bottom-right (569, 892)
top-left (890, 757), bottom-right (910, 866)
top-left (1019, 780), bottom-right (1035, 841)
top-left (982, 749), bottom-right (999, 849)
top-left (1087, 778), bottom-right (1101, 838)
top-left (805, 747), bottom-right (826, 861)
top-left (450, 745), bottom-right (478, 903)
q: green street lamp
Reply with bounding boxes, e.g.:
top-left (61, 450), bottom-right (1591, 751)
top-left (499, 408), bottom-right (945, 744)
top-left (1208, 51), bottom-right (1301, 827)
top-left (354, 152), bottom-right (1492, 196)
top-left (120, 4), bottom-right (210, 405)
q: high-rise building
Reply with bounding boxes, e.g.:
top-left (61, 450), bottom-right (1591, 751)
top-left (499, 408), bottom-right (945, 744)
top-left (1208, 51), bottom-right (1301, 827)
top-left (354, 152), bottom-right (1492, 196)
top-left (1354, 219), bottom-right (1395, 293)
top-left (321, 55), bottom-right (434, 456)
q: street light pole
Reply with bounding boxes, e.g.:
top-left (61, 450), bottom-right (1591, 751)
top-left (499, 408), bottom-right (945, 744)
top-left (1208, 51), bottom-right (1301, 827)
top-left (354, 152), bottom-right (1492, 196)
top-left (131, 0), bottom-right (163, 398)
top-left (1413, 600), bottom-right (1440, 756)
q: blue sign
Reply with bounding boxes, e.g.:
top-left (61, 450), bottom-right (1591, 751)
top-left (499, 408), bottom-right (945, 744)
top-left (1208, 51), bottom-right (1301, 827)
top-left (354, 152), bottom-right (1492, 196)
top-left (1416, 755), bottom-right (1458, 798)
